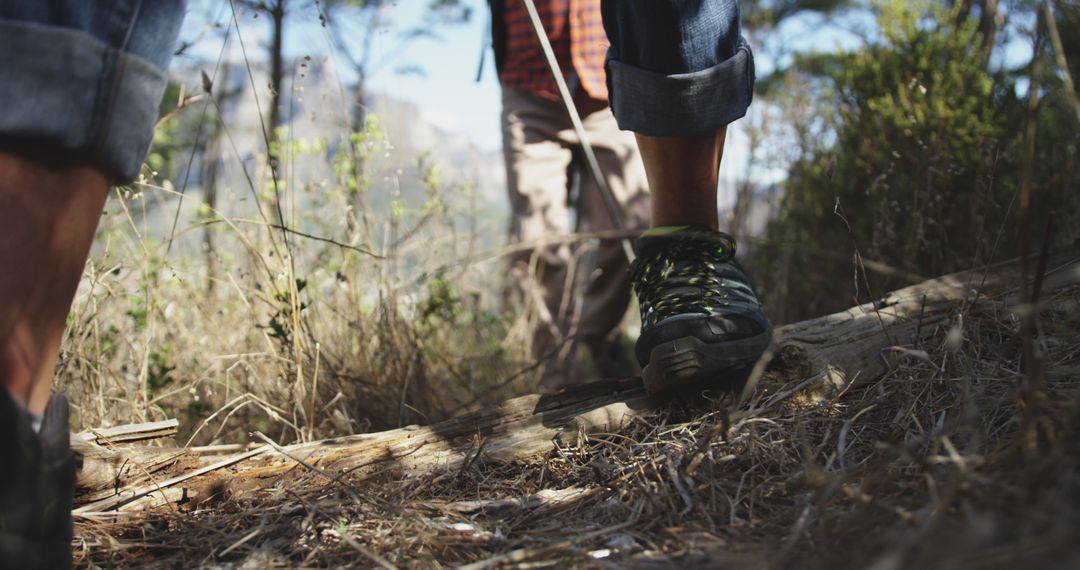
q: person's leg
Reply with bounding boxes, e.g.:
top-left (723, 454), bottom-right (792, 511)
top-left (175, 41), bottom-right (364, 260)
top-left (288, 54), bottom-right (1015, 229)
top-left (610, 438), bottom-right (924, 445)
top-left (0, 2), bottom-right (186, 566)
top-left (598, 0), bottom-right (770, 394)
top-left (574, 105), bottom-right (650, 376)
top-left (0, 149), bottom-right (110, 415)
top-left (0, 1), bottom-right (187, 411)
top-left (501, 87), bottom-right (578, 388)
top-left (600, 0), bottom-right (752, 230)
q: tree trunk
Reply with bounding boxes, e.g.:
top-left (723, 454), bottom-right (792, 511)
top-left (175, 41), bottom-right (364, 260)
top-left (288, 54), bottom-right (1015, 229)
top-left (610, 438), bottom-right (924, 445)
top-left (266, 0), bottom-right (285, 223)
top-left (347, 78), bottom-right (369, 238)
top-left (74, 250), bottom-right (1080, 512)
top-left (956, 0), bottom-right (1001, 66)
top-left (978, 0), bottom-right (1000, 55)
top-left (268, 0), bottom-right (284, 153)
top-left (202, 61), bottom-right (229, 296)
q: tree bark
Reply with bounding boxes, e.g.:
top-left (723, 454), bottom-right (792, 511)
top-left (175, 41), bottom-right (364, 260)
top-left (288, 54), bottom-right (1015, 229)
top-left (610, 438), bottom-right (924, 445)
top-left (265, 0), bottom-right (285, 227)
top-left (268, 0), bottom-right (285, 156)
top-left (74, 250), bottom-right (1080, 512)
top-left (202, 60), bottom-right (229, 295)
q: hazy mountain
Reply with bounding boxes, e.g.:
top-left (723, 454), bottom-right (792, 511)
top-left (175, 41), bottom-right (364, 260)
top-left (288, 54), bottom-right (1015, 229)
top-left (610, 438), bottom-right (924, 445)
top-left (132, 57), bottom-right (508, 251)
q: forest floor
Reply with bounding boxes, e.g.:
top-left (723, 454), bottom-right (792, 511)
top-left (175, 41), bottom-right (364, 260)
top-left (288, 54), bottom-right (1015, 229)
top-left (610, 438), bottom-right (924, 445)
top-left (71, 275), bottom-right (1080, 569)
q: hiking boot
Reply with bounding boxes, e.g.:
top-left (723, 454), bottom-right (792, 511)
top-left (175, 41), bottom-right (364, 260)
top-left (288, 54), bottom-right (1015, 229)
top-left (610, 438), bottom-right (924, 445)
top-left (630, 226), bottom-right (772, 394)
top-left (0, 392), bottom-right (76, 569)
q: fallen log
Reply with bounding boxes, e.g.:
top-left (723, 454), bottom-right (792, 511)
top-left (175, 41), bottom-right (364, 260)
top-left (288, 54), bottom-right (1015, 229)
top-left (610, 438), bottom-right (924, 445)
top-left (79, 419), bottom-right (179, 445)
top-left (75, 250), bottom-right (1080, 512)
top-left (72, 420), bottom-right (187, 504)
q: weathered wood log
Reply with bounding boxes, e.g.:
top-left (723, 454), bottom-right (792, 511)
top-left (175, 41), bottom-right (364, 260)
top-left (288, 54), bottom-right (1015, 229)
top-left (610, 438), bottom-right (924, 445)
top-left (79, 419), bottom-right (179, 445)
top-left (74, 446), bottom-right (270, 513)
top-left (72, 420), bottom-right (187, 504)
top-left (74, 250), bottom-right (1080, 512)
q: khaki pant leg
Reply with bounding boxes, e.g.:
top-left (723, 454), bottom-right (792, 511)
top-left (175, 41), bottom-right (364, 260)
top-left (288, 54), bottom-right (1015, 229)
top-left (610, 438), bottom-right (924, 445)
top-left (501, 88), bottom-right (576, 360)
top-left (573, 106), bottom-right (651, 353)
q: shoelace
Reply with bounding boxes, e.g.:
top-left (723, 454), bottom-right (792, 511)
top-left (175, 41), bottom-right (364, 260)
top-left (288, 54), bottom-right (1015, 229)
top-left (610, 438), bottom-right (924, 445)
top-left (630, 232), bottom-right (738, 328)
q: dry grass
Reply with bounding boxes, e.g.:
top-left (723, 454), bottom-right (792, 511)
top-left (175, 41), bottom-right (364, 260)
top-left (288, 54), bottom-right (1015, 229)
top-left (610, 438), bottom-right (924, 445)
top-left (71, 276), bottom-right (1080, 568)
top-left (54, 118), bottom-right (551, 448)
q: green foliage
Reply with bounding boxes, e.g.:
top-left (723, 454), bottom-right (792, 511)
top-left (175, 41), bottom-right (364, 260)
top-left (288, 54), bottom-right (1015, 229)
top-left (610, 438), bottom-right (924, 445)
top-left (333, 115), bottom-right (387, 195)
top-left (146, 82), bottom-right (186, 177)
top-left (146, 350), bottom-right (176, 397)
top-left (416, 153), bottom-right (449, 218)
top-left (420, 270), bottom-right (461, 325)
top-left (262, 277), bottom-right (309, 348)
top-left (269, 126), bottom-right (328, 163)
top-left (755, 0), bottom-right (1078, 321)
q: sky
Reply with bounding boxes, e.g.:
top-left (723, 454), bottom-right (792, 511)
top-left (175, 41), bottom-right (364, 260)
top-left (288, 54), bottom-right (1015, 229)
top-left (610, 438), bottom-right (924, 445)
top-left (176, 0), bottom-right (507, 150)
top-left (353, 0), bottom-right (506, 151)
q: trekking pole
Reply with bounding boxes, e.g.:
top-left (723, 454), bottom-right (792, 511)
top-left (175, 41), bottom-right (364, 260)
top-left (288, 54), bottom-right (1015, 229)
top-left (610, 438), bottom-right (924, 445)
top-left (520, 0), bottom-right (637, 265)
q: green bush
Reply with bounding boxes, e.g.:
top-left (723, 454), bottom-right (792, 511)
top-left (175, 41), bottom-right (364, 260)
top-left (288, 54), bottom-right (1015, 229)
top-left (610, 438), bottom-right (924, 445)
top-left (755, 0), bottom-right (1078, 322)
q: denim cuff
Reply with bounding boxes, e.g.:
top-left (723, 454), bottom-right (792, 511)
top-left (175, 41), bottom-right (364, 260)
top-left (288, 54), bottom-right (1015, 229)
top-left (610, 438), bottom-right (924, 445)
top-left (0, 20), bottom-right (168, 184)
top-left (606, 38), bottom-right (755, 137)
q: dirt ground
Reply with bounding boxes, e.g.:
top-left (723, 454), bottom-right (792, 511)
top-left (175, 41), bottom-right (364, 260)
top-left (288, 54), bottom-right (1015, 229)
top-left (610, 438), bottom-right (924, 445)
top-left (73, 283), bottom-right (1080, 569)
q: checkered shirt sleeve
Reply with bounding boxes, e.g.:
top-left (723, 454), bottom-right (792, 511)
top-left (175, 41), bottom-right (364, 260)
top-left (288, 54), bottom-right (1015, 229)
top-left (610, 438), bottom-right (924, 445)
top-left (499, 0), bottom-right (609, 101)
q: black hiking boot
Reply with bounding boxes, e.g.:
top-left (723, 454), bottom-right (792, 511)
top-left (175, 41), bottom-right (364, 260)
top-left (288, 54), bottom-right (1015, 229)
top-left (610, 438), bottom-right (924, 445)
top-left (0, 392), bottom-right (76, 569)
top-left (630, 226), bottom-right (772, 394)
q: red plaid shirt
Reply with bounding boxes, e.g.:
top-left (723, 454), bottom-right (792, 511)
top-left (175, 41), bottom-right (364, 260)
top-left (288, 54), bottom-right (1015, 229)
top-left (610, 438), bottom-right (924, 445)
top-left (498, 0), bottom-right (609, 102)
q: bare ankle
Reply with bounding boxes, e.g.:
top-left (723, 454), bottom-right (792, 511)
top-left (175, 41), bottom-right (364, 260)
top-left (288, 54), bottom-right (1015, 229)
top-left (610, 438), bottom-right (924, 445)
top-left (1, 326), bottom-right (37, 412)
top-left (634, 130), bottom-right (726, 230)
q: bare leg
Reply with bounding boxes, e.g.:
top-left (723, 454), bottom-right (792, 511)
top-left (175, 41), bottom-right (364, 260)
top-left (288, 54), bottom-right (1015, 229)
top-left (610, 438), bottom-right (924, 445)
top-left (600, 0), bottom-right (747, 231)
top-left (0, 149), bottom-right (109, 414)
top-left (635, 129), bottom-right (726, 230)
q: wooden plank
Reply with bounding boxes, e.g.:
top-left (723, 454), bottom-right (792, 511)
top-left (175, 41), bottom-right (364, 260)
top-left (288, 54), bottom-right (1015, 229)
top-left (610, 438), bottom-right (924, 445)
top-left (79, 419), bottom-right (179, 445)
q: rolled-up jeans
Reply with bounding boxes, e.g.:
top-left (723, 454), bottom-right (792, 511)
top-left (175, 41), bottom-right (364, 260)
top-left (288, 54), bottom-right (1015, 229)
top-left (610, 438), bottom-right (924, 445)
top-left (0, 1), bottom-right (186, 183)
top-left (601, 0), bottom-right (754, 137)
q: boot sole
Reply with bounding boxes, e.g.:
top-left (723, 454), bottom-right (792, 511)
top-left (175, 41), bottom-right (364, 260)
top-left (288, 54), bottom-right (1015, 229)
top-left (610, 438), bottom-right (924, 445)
top-left (640, 332), bottom-right (772, 395)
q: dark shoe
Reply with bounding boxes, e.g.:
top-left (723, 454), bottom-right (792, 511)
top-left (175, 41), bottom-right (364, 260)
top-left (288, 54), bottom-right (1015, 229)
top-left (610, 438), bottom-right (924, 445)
top-left (630, 226), bottom-right (772, 394)
top-left (0, 392), bottom-right (76, 569)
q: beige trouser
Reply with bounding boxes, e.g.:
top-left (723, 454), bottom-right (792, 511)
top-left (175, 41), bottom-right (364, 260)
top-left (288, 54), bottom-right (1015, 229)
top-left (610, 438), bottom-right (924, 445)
top-left (501, 87), bottom-right (650, 385)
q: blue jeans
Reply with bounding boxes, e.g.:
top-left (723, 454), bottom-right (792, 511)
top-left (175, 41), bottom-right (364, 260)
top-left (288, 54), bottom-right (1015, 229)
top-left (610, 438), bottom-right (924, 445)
top-left (601, 0), bottom-right (754, 137)
top-left (0, 1), bottom-right (186, 183)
